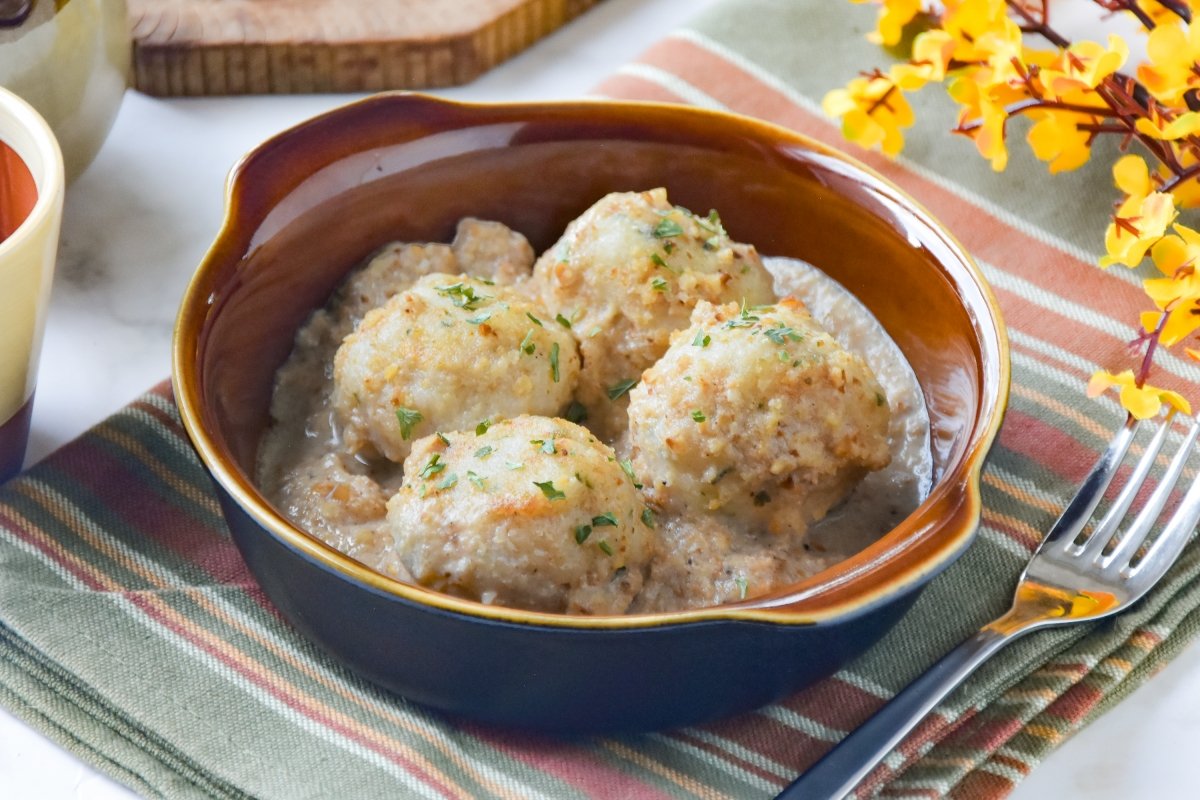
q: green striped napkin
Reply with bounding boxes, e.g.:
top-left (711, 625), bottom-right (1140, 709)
top-left (3, 2), bottom-right (1200, 798)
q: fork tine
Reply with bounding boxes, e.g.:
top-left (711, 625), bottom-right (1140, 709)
top-left (1127, 456), bottom-right (1200, 581)
top-left (1074, 413), bottom-right (1174, 559)
top-left (1101, 416), bottom-right (1200, 569)
top-left (1043, 414), bottom-right (1138, 551)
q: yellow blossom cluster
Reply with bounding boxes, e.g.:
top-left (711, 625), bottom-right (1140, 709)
top-left (826, 0), bottom-right (1200, 419)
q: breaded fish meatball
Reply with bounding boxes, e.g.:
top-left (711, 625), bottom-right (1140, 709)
top-left (451, 218), bottom-right (535, 285)
top-left (332, 274), bottom-right (580, 463)
top-left (628, 299), bottom-right (891, 537)
top-left (386, 416), bottom-right (654, 613)
top-left (531, 188), bottom-right (776, 441)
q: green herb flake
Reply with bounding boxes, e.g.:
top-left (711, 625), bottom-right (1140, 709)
top-left (876, 392), bottom-right (886, 407)
top-left (691, 409), bottom-right (707, 423)
top-left (778, 349), bottom-right (791, 363)
top-left (619, 459), bottom-right (643, 489)
top-left (592, 512), bottom-right (618, 528)
top-left (531, 438), bottom-right (555, 455)
top-left (395, 407), bottom-right (424, 440)
top-left (476, 418), bottom-right (492, 436)
top-left (435, 432), bottom-right (451, 446)
top-left (663, 240), bottom-right (675, 254)
top-left (692, 330), bottom-right (711, 348)
top-left (436, 473), bottom-right (458, 490)
top-left (419, 454), bottom-right (445, 479)
top-left (651, 277), bottom-right (668, 292)
top-left (607, 378), bottom-right (638, 401)
top-left (574, 471), bottom-right (594, 489)
top-left (525, 311), bottom-right (544, 327)
top-left (597, 540), bottom-right (614, 556)
top-left (641, 508), bottom-right (656, 528)
top-left (650, 253), bottom-right (668, 268)
top-left (506, 461), bottom-right (524, 470)
top-left (435, 282), bottom-right (490, 311)
top-left (565, 401), bottom-right (588, 424)
top-left (653, 218), bottom-right (684, 238)
top-left (519, 328), bottom-right (536, 355)
top-left (534, 480), bottom-right (566, 501)
top-left (735, 576), bottom-right (748, 599)
top-left (555, 313), bottom-right (572, 329)
top-left (466, 311), bottom-right (493, 325)
top-left (474, 445), bottom-right (494, 458)
top-left (574, 524), bottom-right (592, 544)
top-left (550, 342), bottom-right (561, 383)
top-left (467, 471), bottom-right (486, 490)
top-left (764, 325), bottom-right (802, 345)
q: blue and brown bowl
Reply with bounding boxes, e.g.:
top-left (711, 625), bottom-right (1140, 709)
top-left (172, 93), bottom-right (1009, 733)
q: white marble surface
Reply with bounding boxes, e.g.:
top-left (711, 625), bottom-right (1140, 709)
top-left (2, 0), bottom-right (1198, 797)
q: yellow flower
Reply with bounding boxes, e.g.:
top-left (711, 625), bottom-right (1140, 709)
top-left (889, 29), bottom-right (956, 89)
top-left (855, 0), bottom-right (923, 47)
top-left (1142, 226), bottom-right (1200, 346)
top-left (1138, 20), bottom-right (1200, 105)
top-left (1087, 370), bottom-right (1191, 419)
top-left (1038, 35), bottom-right (1129, 97)
top-left (948, 73), bottom-right (1023, 171)
top-left (1026, 109), bottom-right (1093, 173)
top-left (1100, 192), bottom-right (1178, 268)
top-left (1134, 111), bottom-right (1200, 141)
top-left (823, 72), bottom-right (914, 157)
top-left (1113, 154), bottom-right (1154, 200)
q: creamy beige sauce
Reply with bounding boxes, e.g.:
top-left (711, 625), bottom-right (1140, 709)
top-left (257, 225), bottom-right (932, 613)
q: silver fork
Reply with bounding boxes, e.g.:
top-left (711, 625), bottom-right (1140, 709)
top-left (777, 412), bottom-right (1200, 800)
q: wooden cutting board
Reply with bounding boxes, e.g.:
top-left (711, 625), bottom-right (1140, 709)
top-left (130, 0), bottom-right (604, 96)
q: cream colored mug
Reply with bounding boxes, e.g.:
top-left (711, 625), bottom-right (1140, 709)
top-left (0, 0), bottom-right (129, 181)
top-left (0, 86), bottom-right (63, 481)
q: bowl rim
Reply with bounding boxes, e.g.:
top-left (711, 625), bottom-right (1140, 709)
top-left (172, 92), bottom-right (1011, 631)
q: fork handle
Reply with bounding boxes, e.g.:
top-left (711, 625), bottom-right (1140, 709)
top-left (775, 623), bottom-right (1025, 800)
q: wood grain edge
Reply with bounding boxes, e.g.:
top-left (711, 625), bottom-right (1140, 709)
top-left (131, 0), bottom-right (604, 97)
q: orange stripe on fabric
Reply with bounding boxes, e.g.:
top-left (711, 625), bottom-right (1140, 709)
top-left (950, 769), bottom-right (1015, 800)
top-left (599, 740), bottom-right (731, 800)
top-left (11, 480), bottom-right (474, 800)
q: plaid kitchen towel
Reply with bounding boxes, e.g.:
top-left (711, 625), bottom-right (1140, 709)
top-left (3, 1), bottom-right (1200, 798)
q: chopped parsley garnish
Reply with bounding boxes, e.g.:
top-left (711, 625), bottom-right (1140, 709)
top-left (550, 342), bottom-right (561, 383)
top-left (653, 218), bottom-right (684, 238)
top-left (691, 409), bottom-right (707, 423)
top-left (663, 240), bottom-right (675, 254)
top-left (641, 508), bottom-right (656, 528)
top-left (692, 330), bottom-right (711, 348)
top-left (395, 407), bottom-right (423, 440)
top-left (592, 512), bottom-right (618, 528)
top-left (519, 328), bottom-right (536, 355)
top-left (619, 459), bottom-right (643, 489)
top-left (474, 445), bottom-right (494, 458)
top-left (597, 540), bottom-right (614, 556)
top-left (476, 419), bottom-right (492, 436)
top-left (555, 313), bottom-right (572, 329)
top-left (531, 438), bottom-right (555, 454)
top-left (467, 471), bottom-right (486, 490)
top-left (650, 252), bottom-right (680, 274)
top-left (778, 349), bottom-right (791, 363)
top-left (876, 392), bottom-right (886, 407)
top-left (534, 480), bottom-right (566, 500)
top-left (435, 432), bottom-right (451, 446)
top-left (607, 378), bottom-right (638, 401)
top-left (506, 461), bottom-right (524, 470)
top-left (764, 325), bottom-right (803, 344)
top-left (651, 277), bottom-right (668, 292)
top-left (574, 524), bottom-right (592, 544)
top-left (466, 311), bottom-right (492, 325)
top-left (436, 473), bottom-right (458, 490)
top-left (723, 301), bottom-right (761, 329)
top-left (565, 401), bottom-right (588, 424)
top-left (525, 311), bottom-right (544, 327)
top-left (735, 576), bottom-right (748, 599)
top-left (419, 453), bottom-right (446, 479)
top-left (435, 282), bottom-right (489, 311)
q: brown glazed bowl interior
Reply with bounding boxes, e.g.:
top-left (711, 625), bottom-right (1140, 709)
top-left (175, 94), bottom-right (1008, 629)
